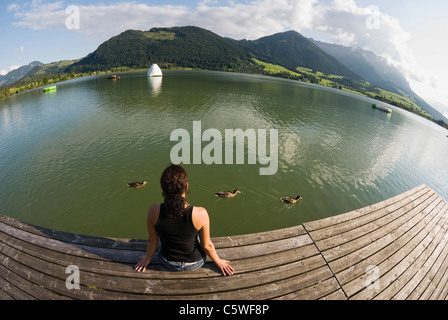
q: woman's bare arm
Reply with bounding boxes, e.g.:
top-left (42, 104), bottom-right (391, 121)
top-left (193, 207), bottom-right (234, 276)
top-left (134, 204), bottom-right (159, 272)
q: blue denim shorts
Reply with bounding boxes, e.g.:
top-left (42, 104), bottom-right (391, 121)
top-left (160, 252), bottom-right (206, 272)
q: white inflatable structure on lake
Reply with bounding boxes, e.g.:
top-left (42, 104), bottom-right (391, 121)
top-left (147, 64), bottom-right (163, 77)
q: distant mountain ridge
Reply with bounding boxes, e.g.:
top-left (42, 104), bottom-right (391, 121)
top-left (68, 27), bottom-right (359, 81)
top-left (69, 27), bottom-right (254, 73)
top-left (242, 31), bottom-right (361, 80)
top-left (0, 61), bottom-right (44, 87)
top-left (311, 39), bottom-right (446, 122)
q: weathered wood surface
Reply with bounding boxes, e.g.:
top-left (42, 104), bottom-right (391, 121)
top-left (0, 184), bottom-right (447, 300)
top-left (304, 184), bottom-right (448, 300)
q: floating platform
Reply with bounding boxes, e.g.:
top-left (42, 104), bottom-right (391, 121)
top-left (42, 85), bottom-right (57, 92)
top-left (1, 184), bottom-right (447, 300)
top-left (372, 103), bottom-right (392, 113)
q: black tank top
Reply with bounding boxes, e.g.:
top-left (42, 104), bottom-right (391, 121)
top-left (155, 204), bottom-right (205, 262)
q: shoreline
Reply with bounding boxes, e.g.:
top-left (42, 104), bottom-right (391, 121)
top-left (2, 67), bottom-right (447, 131)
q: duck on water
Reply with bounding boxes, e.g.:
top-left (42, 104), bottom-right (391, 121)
top-left (280, 195), bottom-right (303, 204)
top-left (127, 181), bottom-right (148, 189)
top-left (215, 189), bottom-right (241, 198)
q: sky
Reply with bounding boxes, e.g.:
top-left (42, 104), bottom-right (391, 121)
top-left (1, 0), bottom-right (447, 117)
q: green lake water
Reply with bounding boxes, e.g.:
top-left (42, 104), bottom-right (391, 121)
top-left (1, 70), bottom-right (447, 238)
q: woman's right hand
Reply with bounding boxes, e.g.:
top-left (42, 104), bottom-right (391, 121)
top-left (134, 255), bottom-right (151, 272)
top-left (215, 259), bottom-right (234, 276)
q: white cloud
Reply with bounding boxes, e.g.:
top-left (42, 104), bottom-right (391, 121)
top-left (8, 0), bottom-right (319, 40)
top-left (310, 0), bottom-right (419, 78)
top-left (7, 1), bottom-right (414, 64)
top-left (0, 65), bottom-right (22, 76)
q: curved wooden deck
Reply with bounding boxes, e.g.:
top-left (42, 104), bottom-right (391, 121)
top-left (1, 184), bottom-right (447, 300)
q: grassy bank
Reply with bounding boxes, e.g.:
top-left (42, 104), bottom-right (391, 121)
top-left (253, 59), bottom-right (447, 129)
top-left (2, 61), bottom-right (447, 130)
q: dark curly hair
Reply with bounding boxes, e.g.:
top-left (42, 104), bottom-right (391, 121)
top-left (160, 164), bottom-right (189, 219)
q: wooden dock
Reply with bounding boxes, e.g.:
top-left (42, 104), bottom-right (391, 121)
top-left (1, 184), bottom-right (447, 300)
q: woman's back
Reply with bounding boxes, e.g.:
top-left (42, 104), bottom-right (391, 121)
top-left (155, 204), bottom-right (205, 262)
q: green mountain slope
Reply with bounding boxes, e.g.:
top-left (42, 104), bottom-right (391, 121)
top-left (242, 31), bottom-right (361, 80)
top-left (68, 26), bottom-right (255, 73)
top-left (312, 40), bottom-right (447, 122)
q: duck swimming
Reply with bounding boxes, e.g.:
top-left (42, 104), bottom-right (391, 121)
top-left (127, 181), bottom-right (148, 189)
top-left (215, 189), bottom-right (241, 198)
top-left (281, 195), bottom-right (303, 204)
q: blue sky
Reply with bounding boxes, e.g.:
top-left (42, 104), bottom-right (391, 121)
top-left (1, 0), bottom-right (447, 116)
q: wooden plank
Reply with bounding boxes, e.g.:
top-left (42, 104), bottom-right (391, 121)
top-left (0, 287), bottom-right (14, 300)
top-left (0, 214), bottom-right (146, 251)
top-left (213, 225), bottom-right (308, 248)
top-left (304, 184), bottom-right (428, 232)
top-left (187, 265), bottom-right (336, 300)
top-left (339, 195), bottom-right (446, 289)
top-left (0, 214), bottom-right (307, 250)
top-left (1, 184), bottom-right (447, 300)
top-left (0, 249), bottom-right (145, 300)
top-left (327, 193), bottom-right (443, 276)
top-left (1, 221), bottom-right (320, 280)
top-left (409, 204), bottom-right (448, 300)
top-left (348, 199), bottom-right (448, 300)
top-left (427, 256), bottom-right (448, 300)
top-left (0, 269), bottom-right (35, 300)
top-left (0, 223), bottom-right (319, 278)
top-left (1, 225), bottom-right (323, 298)
top-left (393, 209), bottom-right (448, 299)
top-left (0, 262), bottom-right (67, 300)
top-left (377, 203), bottom-right (447, 300)
top-left (0, 219), bottom-right (313, 264)
top-left (433, 272), bottom-right (448, 300)
top-left (274, 277), bottom-right (343, 300)
top-left (319, 289), bottom-right (348, 300)
top-left (313, 187), bottom-right (433, 252)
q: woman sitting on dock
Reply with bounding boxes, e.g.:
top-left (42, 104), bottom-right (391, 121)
top-left (134, 164), bottom-right (234, 276)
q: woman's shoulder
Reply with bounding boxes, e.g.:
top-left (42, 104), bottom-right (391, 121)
top-left (148, 203), bottom-right (161, 213)
top-left (191, 206), bottom-right (209, 230)
top-left (192, 206), bottom-right (208, 215)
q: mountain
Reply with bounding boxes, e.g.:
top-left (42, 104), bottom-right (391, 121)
top-left (312, 40), bottom-right (447, 122)
top-left (0, 61), bottom-right (44, 87)
top-left (69, 27), bottom-right (359, 81)
top-left (242, 31), bottom-right (361, 80)
top-left (68, 26), bottom-right (255, 73)
top-left (20, 59), bottom-right (79, 82)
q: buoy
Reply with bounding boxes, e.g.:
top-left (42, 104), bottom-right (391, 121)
top-left (43, 85), bottom-right (57, 92)
top-left (372, 103), bottom-right (392, 113)
top-left (147, 64), bottom-right (163, 77)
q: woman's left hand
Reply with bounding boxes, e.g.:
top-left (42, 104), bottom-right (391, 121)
top-left (216, 259), bottom-right (234, 276)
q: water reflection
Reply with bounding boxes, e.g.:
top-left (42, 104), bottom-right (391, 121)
top-left (147, 77), bottom-right (162, 96)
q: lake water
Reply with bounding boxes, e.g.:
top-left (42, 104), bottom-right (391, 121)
top-left (1, 70), bottom-right (447, 239)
